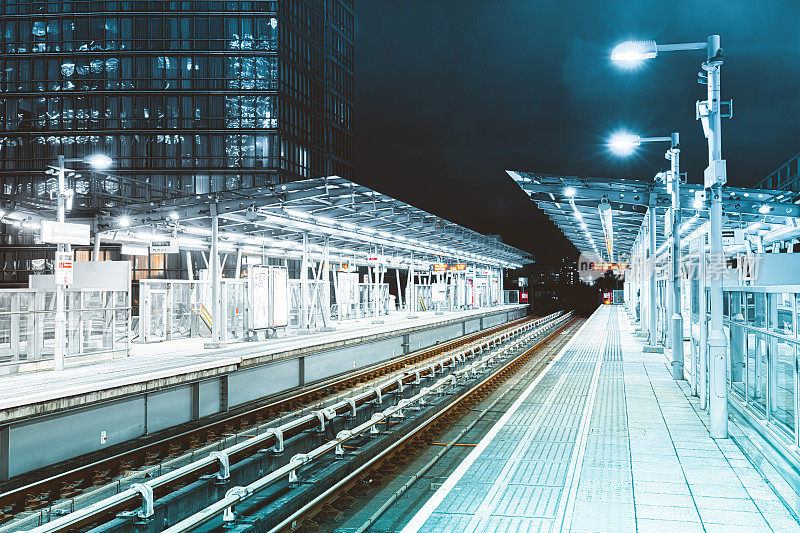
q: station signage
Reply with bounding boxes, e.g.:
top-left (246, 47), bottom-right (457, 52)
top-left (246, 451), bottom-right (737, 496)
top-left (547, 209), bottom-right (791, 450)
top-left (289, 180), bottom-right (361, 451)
top-left (431, 263), bottom-right (448, 272)
top-left (41, 220), bottom-right (91, 246)
top-left (367, 255), bottom-right (385, 264)
top-left (338, 263), bottom-right (356, 272)
top-left (150, 239), bottom-right (179, 254)
top-left (520, 292), bottom-right (528, 303)
top-left (448, 263), bottom-right (466, 271)
top-left (589, 262), bottom-right (628, 271)
top-left (54, 251), bottom-right (74, 285)
top-left (120, 244), bottom-right (149, 256)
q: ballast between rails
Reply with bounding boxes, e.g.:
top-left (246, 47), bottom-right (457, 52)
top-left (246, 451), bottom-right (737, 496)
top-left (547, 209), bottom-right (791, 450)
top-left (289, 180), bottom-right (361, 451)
top-left (26, 311), bottom-right (567, 533)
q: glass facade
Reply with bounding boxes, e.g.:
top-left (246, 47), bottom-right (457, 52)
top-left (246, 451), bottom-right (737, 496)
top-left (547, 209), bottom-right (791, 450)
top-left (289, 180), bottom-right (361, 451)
top-left (0, 0), bottom-right (353, 204)
top-left (0, 0), bottom-right (354, 284)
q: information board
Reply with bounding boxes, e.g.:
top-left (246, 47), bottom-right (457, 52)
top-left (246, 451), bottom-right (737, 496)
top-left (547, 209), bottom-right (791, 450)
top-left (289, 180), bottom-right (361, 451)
top-left (54, 251), bottom-right (74, 285)
top-left (248, 266), bottom-right (270, 330)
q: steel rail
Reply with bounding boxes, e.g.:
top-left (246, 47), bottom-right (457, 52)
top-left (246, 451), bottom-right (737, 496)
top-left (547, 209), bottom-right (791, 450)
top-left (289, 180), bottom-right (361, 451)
top-left (164, 312), bottom-right (573, 532)
top-left (0, 313), bottom-right (532, 521)
top-left (24, 312), bottom-right (565, 533)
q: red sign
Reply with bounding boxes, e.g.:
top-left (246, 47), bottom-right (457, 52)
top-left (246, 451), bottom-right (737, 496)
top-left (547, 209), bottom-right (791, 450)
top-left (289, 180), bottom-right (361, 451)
top-left (520, 292), bottom-right (528, 303)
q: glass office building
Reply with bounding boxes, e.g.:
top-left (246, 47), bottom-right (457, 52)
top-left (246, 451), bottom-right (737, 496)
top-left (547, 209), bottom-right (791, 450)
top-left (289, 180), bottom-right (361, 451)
top-left (0, 0), bottom-right (353, 201)
top-left (0, 0), bottom-right (354, 283)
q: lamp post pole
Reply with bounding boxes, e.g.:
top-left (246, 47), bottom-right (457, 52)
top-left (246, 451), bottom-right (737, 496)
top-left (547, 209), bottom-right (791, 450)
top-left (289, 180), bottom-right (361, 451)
top-left (53, 155), bottom-right (68, 371)
top-left (704, 34), bottom-right (728, 438)
top-left (668, 133), bottom-right (684, 379)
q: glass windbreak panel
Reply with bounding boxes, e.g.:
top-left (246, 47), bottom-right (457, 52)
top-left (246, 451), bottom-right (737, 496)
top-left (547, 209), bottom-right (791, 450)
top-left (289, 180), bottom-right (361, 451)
top-left (776, 293), bottom-right (794, 336)
top-left (692, 278), bottom-right (699, 316)
top-left (770, 339), bottom-right (796, 434)
top-left (746, 331), bottom-right (767, 413)
top-left (746, 293), bottom-right (756, 325)
top-left (729, 321), bottom-right (746, 394)
top-left (727, 290), bottom-right (738, 319)
top-left (754, 293), bottom-right (766, 328)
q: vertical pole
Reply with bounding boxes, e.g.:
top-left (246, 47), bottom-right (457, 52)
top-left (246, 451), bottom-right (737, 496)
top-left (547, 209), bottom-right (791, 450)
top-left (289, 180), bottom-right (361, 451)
top-left (185, 251), bottom-right (194, 281)
top-left (92, 225), bottom-right (101, 261)
top-left (234, 248), bottom-right (242, 279)
top-left (647, 206), bottom-right (659, 351)
top-left (206, 203), bottom-right (225, 348)
top-left (670, 134), bottom-right (684, 379)
top-left (53, 155), bottom-right (67, 371)
top-left (322, 237), bottom-right (331, 327)
top-left (706, 34), bottom-right (728, 438)
top-left (300, 232), bottom-right (308, 330)
top-left (699, 234), bottom-right (709, 409)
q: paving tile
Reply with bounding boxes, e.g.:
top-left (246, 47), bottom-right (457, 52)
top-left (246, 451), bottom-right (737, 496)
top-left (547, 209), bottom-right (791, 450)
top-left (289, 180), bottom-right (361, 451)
top-left (693, 495), bottom-right (759, 512)
top-left (636, 518), bottom-right (705, 533)
top-left (697, 508), bottom-right (770, 528)
top-left (634, 503), bottom-right (701, 521)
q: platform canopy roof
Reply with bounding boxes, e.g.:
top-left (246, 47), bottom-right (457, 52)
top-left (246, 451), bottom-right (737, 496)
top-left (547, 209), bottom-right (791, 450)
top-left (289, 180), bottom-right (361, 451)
top-left (508, 170), bottom-right (800, 263)
top-left (93, 176), bottom-right (532, 269)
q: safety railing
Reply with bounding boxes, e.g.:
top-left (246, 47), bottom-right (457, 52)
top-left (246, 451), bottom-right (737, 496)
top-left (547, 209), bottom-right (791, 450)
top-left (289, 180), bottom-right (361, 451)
top-left (722, 286), bottom-right (800, 447)
top-left (0, 288), bottom-right (130, 370)
top-left (139, 280), bottom-right (247, 343)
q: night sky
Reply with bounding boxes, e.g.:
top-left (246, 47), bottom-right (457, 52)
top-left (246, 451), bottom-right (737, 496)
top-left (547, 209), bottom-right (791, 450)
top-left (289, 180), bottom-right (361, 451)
top-left (353, 1), bottom-right (800, 265)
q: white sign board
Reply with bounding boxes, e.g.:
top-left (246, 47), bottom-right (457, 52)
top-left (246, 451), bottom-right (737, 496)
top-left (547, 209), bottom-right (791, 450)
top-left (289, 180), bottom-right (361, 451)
top-left (120, 244), bottom-right (149, 256)
top-left (41, 220), bottom-right (91, 246)
top-left (432, 282), bottom-right (447, 303)
top-left (55, 251), bottom-right (74, 285)
top-left (150, 239), bottom-right (179, 254)
top-left (248, 267), bottom-right (270, 330)
top-left (271, 267), bottom-right (290, 327)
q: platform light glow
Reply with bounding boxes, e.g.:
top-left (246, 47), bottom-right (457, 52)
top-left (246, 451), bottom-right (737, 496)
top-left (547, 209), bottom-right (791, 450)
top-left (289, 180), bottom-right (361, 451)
top-left (759, 204), bottom-right (771, 214)
top-left (169, 212), bottom-right (180, 221)
top-left (119, 216), bottom-right (130, 227)
top-left (608, 133), bottom-right (641, 156)
top-left (611, 40), bottom-right (658, 62)
top-left (564, 186), bottom-right (577, 197)
top-left (83, 154), bottom-right (113, 169)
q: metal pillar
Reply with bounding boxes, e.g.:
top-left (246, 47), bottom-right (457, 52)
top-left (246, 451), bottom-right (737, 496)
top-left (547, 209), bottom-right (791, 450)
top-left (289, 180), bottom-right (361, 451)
top-left (644, 206), bottom-right (663, 353)
top-left (705, 34), bottom-right (728, 438)
top-left (300, 232), bottom-right (309, 330)
top-left (669, 133), bottom-right (684, 379)
top-left (206, 205), bottom-right (225, 348)
top-left (699, 233), bottom-right (709, 409)
top-left (53, 155), bottom-right (67, 371)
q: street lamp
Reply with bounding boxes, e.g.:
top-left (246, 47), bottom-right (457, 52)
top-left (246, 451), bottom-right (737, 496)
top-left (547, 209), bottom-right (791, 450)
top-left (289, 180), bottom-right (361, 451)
top-left (612, 35), bottom-right (729, 439)
top-left (609, 132), bottom-right (684, 376)
top-left (51, 154), bottom-right (113, 372)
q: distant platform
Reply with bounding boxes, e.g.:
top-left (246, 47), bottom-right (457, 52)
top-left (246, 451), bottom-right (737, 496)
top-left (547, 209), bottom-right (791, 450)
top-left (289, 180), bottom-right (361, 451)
top-left (403, 305), bottom-right (800, 533)
top-left (0, 304), bottom-right (526, 481)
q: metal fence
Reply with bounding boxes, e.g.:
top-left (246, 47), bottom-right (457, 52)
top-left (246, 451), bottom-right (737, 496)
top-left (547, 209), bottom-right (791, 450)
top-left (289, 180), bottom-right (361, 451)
top-left (722, 286), bottom-right (799, 445)
top-left (139, 279), bottom-right (248, 343)
top-left (0, 288), bottom-right (130, 370)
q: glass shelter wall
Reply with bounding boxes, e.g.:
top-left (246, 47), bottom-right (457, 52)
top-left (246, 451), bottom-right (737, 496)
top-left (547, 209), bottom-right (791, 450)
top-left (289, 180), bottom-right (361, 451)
top-left (723, 287), bottom-right (800, 442)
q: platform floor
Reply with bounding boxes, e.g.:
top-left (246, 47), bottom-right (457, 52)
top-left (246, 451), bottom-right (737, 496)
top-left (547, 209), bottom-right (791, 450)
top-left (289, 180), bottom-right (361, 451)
top-left (403, 305), bottom-right (800, 533)
top-left (0, 305), bottom-right (523, 415)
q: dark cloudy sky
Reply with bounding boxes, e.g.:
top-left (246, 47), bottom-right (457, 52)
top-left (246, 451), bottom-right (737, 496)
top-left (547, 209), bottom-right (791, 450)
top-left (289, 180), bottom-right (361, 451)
top-left (353, 0), bottom-right (800, 264)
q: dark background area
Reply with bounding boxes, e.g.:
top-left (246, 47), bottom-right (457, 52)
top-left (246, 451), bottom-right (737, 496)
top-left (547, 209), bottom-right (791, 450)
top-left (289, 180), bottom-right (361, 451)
top-left (353, 0), bottom-right (800, 265)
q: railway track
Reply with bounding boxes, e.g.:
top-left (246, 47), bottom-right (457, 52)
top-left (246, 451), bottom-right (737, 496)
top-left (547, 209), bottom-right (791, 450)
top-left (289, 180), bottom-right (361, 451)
top-left (0, 312), bottom-right (548, 531)
top-left (266, 315), bottom-right (579, 533)
top-left (145, 311), bottom-right (574, 533)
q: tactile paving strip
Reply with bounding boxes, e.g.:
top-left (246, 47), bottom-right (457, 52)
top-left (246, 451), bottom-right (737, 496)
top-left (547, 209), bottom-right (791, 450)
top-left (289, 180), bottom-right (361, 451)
top-left (413, 309), bottom-right (612, 533)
